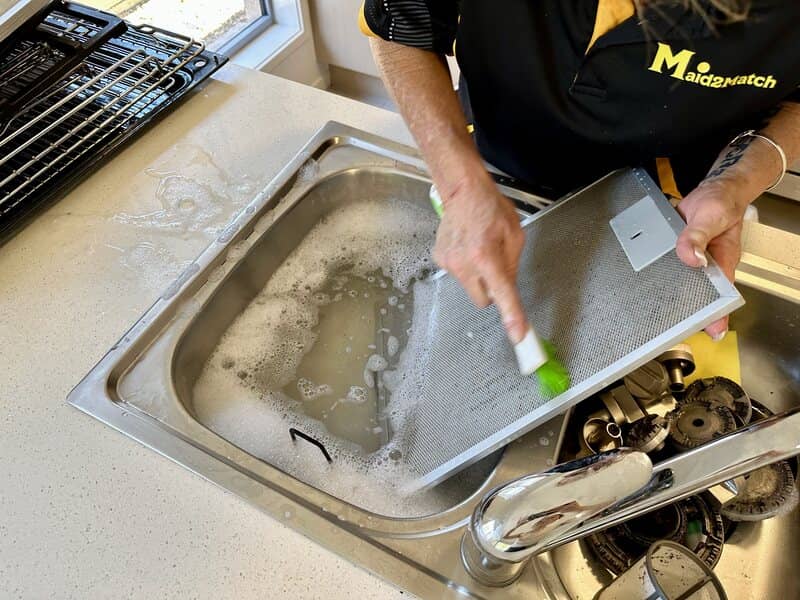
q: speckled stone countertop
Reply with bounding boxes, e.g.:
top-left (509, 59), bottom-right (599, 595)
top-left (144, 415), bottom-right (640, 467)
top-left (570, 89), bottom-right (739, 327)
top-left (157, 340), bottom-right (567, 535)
top-left (0, 64), bottom-right (412, 599)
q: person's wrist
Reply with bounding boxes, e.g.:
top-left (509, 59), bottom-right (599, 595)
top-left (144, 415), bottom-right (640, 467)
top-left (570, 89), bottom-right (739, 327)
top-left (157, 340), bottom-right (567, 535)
top-left (744, 132), bottom-right (787, 190)
top-left (438, 167), bottom-right (497, 210)
top-left (695, 176), bottom-right (753, 217)
top-left (709, 135), bottom-right (784, 195)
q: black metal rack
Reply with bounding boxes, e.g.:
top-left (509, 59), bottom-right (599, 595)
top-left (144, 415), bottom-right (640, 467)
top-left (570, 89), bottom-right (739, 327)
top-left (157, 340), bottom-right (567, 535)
top-left (0, 1), bottom-right (227, 239)
top-left (0, 3), bottom-right (125, 116)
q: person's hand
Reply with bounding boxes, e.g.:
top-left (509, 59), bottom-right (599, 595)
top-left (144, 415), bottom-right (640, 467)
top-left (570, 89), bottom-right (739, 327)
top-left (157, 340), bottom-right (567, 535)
top-left (432, 177), bottom-right (529, 345)
top-left (675, 180), bottom-right (749, 340)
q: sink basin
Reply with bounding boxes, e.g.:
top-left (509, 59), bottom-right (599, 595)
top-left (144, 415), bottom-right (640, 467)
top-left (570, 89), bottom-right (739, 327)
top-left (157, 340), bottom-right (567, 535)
top-left (69, 123), bottom-right (800, 599)
top-left (171, 165), bottom-right (510, 517)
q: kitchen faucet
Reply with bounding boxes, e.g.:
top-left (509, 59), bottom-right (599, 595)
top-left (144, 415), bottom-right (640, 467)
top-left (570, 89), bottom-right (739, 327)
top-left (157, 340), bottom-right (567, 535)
top-left (461, 405), bottom-right (800, 586)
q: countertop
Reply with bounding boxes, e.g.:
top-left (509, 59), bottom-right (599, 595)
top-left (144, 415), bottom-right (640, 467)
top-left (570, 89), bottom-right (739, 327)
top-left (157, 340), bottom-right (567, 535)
top-left (0, 64), bottom-right (412, 599)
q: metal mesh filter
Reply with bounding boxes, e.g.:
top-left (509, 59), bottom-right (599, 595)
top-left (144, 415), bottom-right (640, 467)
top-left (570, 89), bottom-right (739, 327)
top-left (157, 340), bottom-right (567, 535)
top-left (398, 169), bottom-right (742, 489)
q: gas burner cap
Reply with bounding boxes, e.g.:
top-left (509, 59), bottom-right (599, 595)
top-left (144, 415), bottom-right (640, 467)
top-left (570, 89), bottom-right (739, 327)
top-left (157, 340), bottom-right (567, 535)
top-left (582, 418), bottom-right (623, 454)
top-left (669, 401), bottom-right (737, 451)
top-left (585, 492), bottom-right (724, 575)
top-left (626, 414), bottom-right (670, 454)
top-left (721, 461), bottom-right (799, 522)
top-left (623, 360), bottom-right (670, 399)
top-left (685, 377), bottom-right (752, 425)
top-left (620, 502), bottom-right (686, 546)
top-left (750, 398), bottom-right (800, 478)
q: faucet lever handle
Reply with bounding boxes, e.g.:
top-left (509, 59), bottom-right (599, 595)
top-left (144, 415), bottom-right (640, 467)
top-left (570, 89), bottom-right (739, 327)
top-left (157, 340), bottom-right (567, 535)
top-left (462, 448), bottom-right (653, 586)
top-left (473, 448), bottom-right (654, 556)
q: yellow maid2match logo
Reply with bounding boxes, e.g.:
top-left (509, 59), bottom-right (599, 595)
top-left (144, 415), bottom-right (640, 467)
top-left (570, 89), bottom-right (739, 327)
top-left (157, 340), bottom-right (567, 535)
top-left (648, 43), bottom-right (778, 89)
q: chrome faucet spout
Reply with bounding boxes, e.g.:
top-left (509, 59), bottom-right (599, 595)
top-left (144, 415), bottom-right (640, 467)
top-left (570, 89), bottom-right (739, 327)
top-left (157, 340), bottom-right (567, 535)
top-left (461, 448), bottom-right (652, 586)
top-left (462, 405), bottom-right (800, 587)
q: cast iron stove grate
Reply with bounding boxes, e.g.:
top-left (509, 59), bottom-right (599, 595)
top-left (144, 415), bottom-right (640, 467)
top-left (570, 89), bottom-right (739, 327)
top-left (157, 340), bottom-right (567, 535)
top-left (0, 1), bottom-right (227, 239)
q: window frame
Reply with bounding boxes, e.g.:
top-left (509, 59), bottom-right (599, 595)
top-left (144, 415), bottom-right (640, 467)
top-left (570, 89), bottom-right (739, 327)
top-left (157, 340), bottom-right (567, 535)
top-left (215, 0), bottom-right (273, 56)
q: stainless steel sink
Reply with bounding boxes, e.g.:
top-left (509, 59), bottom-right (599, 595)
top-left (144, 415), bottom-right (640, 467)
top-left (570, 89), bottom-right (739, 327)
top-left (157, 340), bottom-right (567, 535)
top-left (171, 165), bottom-right (507, 518)
top-left (69, 123), bottom-right (800, 599)
top-left (536, 284), bottom-right (800, 600)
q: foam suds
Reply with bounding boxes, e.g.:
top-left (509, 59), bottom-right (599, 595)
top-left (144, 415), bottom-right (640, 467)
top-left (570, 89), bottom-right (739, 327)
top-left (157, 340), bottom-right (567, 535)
top-left (192, 198), bottom-right (489, 516)
top-left (114, 146), bottom-right (258, 237)
top-left (387, 336), bottom-right (400, 358)
top-left (363, 354), bottom-right (388, 388)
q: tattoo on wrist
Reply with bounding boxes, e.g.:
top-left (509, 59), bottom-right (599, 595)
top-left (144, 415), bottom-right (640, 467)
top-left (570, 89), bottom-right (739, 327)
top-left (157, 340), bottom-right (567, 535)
top-left (705, 135), bottom-right (754, 180)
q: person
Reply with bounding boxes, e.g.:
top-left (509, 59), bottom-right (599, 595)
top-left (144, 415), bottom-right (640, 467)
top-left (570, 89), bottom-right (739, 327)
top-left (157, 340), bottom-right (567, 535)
top-left (359, 0), bottom-right (800, 355)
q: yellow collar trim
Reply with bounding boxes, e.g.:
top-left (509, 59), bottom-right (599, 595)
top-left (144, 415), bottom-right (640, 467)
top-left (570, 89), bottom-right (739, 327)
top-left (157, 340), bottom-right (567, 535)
top-left (587, 0), bottom-right (636, 53)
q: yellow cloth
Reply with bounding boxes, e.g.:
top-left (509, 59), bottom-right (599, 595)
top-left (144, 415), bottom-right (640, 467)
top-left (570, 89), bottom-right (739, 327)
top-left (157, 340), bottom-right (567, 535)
top-left (656, 157), bottom-right (682, 199)
top-left (683, 331), bottom-right (742, 386)
top-left (588, 0), bottom-right (636, 52)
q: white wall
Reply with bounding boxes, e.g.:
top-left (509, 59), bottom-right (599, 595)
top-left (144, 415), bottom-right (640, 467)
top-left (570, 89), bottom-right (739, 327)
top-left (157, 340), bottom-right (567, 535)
top-left (308, 0), bottom-right (379, 78)
top-left (267, 29), bottom-right (329, 88)
top-left (233, 0), bottom-right (329, 88)
top-left (251, 0), bottom-right (455, 95)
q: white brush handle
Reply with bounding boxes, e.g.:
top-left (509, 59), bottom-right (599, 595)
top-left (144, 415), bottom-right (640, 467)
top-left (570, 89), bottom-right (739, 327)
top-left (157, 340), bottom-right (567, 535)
top-left (514, 327), bottom-right (548, 376)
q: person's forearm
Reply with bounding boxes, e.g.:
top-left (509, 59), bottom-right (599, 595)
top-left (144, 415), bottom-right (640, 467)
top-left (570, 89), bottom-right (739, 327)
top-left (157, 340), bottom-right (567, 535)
top-left (369, 38), bottom-right (490, 206)
top-left (701, 102), bottom-right (800, 204)
top-left (675, 102), bottom-right (800, 337)
top-left (370, 38), bottom-right (534, 350)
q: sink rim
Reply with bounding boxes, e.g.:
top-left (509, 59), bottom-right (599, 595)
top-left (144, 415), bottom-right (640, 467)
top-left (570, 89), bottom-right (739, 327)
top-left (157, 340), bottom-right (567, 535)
top-left (68, 122), bottom-right (560, 533)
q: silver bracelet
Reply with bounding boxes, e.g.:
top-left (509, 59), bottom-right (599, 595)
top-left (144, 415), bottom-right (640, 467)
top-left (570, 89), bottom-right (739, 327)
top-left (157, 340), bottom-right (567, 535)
top-left (730, 129), bottom-right (788, 191)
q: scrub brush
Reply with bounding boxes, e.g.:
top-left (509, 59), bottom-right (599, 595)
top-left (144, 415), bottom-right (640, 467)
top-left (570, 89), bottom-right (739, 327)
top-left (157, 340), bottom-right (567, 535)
top-left (429, 184), bottom-right (571, 396)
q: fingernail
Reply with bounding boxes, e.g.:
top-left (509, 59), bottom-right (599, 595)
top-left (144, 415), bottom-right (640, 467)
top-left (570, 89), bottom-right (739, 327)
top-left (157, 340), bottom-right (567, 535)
top-left (711, 330), bottom-right (728, 342)
top-left (694, 248), bottom-right (708, 268)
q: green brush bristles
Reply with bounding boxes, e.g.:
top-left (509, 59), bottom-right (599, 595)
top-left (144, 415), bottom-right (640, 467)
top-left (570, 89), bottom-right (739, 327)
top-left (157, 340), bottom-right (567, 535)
top-left (536, 339), bottom-right (571, 397)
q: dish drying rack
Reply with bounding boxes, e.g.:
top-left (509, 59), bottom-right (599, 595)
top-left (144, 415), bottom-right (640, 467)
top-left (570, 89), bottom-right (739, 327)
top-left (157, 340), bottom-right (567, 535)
top-left (0, 1), bottom-right (226, 238)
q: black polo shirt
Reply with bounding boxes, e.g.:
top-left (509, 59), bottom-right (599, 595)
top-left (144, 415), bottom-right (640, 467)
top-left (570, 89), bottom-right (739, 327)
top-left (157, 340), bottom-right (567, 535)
top-left (362, 1), bottom-right (800, 197)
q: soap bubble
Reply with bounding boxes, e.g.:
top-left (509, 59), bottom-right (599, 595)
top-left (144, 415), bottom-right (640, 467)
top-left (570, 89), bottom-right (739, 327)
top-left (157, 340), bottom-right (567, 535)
top-left (192, 198), bottom-right (459, 516)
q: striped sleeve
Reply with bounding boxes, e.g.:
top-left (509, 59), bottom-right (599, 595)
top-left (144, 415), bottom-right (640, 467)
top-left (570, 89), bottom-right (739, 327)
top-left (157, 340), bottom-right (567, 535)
top-left (360, 0), bottom-right (459, 55)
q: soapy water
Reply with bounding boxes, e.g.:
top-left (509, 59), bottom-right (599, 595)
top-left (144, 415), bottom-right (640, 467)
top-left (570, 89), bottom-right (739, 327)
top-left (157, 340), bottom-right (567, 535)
top-left (192, 197), bottom-right (491, 516)
top-left (85, 144), bottom-right (265, 296)
top-left (113, 145), bottom-right (258, 237)
top-left (295, 158), bottom-right (320, 184)
top-left (283, 273), bottom-right (412, 452)
top-left (386, 336), bottom-right (400, 358)
top-left (112, 170), bottom-right (254, 234)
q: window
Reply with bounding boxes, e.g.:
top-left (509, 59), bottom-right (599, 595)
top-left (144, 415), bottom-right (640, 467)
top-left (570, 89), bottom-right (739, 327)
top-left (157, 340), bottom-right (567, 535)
top-left (82, 0), bottom-right (272, 54)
